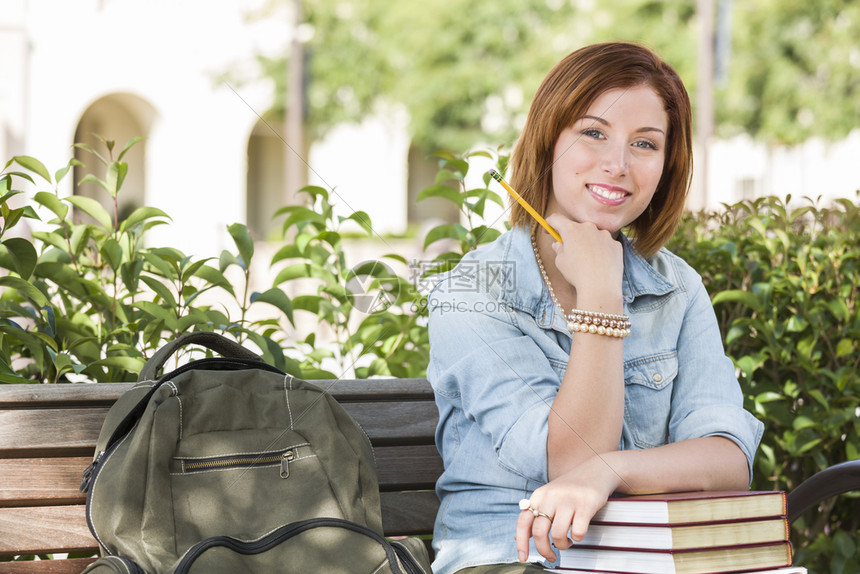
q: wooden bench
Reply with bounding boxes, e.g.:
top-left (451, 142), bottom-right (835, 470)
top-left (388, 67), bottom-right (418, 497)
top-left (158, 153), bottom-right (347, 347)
top-left (3, 377), bottom-right (860, 573)
top-left (0, 378), bottom-right (443, 573)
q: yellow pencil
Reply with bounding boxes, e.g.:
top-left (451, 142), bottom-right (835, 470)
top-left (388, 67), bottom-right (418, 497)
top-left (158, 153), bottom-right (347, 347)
top-left (488, 169), bottom-right (562, 242)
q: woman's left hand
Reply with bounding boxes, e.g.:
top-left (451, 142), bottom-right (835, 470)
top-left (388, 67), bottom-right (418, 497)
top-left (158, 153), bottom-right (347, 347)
top-left (515, 455), bottom-right (623, 563)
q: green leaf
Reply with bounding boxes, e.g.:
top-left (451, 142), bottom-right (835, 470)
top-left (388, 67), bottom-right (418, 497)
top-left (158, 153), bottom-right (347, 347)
top-left (340, 211), bottom-right (374, 235)
top-left (134, 300), bottom-right (178, 330)
top-left (33, 191), bottom-right (69, 220)
top-left (271, 244), bottom-right (303, 264)
top-left (0, 372), bottom-right (32, 384)
top-left (140, 276), bottom-right (178, 308)
top-left (120, 206), bottom-right (171, 231)
top-left (219, 249), bottom-right (242, 272)
top-left (106, 161), bottom-right (128, 198)
top-left (117, 136), bottom-right (144, 161)
top-left (91, 356), bottom-right (146, 373)
top-left (77, 173), bottom-right (110, 193)
top-left (792, 416), bottom-right (817, 430)
top-left (65, 195), bottom-right (113, 228)
top-left (711, 289), bottom-right (764, 313)
top-left (194, 264), bottom-right (235, 295)
top-left (1, 238), bottom-right (37, 280)
top-left (72, 142), bottom-right (108, 166)
top-left (434, 169), bottom-right (462, 184)
top-left (99, 238), bottom-right (123, 272)
top-left (835, 338), bottom-right (854, 357)
top-left (251, 288), bottom-right (294, 324)
top-left (68, 223), bottom-right (93, 257)
top-left (0, 205), bottom-right (25, 231)
top-left (0, 277), bottom-right (49, 308)
top-left (119, 258), bottom-right (143, 293)
top-left (272, 263), bottom-right (313, 285)
top-left (833, 530), bottom-right (856, 558)
top-left (786, 315), bottom-right (808, 333)
top-left (279, 207), bottom-right (327, 234)
top-left (54, 158), bottom-right (83, 184)
top-left (416, 184), bottom-right (462, 206)
top-left (180, 258), bottom-right (213, 284)
top-left (735, 354), bottom-right (764, 377)
top-left (13, 155), bottom-right (52, 182)
top-left (227, 223), bottom-right (254, 268)
top-left (295, 232), bottom-right (314, 254)
top-left (423, 223), bottom-right (460, 249)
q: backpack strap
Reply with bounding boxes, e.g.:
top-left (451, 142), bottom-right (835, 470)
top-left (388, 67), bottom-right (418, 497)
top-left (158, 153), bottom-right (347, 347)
top-left (82, 333), bottom-right (270, 492)
top-left (138, 332), bottom-right (261, 381)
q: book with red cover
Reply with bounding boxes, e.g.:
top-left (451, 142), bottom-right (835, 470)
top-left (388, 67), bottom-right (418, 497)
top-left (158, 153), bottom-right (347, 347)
top-left (547, 566), bottom-right (806, 574)
top-left (553, 540), bottom-right (792, 574)
top-left (572, 515), bottom-right (789, 550)
top-left (589, 490), bottom-right (787, 526)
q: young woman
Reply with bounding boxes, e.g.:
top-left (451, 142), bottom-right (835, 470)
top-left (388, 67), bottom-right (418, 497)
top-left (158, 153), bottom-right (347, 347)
top-left (425, 42), bottom-right (764, 574)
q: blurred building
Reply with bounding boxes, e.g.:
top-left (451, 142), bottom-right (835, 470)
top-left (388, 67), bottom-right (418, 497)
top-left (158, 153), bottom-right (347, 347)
top-left (1, 0), bottom-right (858, 260)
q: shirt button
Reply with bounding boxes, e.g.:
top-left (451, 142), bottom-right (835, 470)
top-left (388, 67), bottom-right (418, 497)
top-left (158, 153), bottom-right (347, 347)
top-left (652, 373), bottom-right (663, 383)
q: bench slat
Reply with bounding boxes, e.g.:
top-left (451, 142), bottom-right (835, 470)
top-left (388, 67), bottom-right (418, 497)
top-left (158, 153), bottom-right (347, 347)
top-left (0, 401), bottom-right (436, 457)
top-left (0, 506), bottom-right (94, 555)
top-left (0, 379), bottom-right (433, 408)
top-left (0, 558), bottom-right (97, 574)
top-left (375, 445), bottom-right (443, 490)
top-left (0, 410), bottom-right (108, 458)
top-left (0, 458), bottom-right (91, 507)
top-left (380, 491), bottom-right (440, 535)
top-left (0, 491), bottom-right (439, 556)
top-left (1, 448), bottom-right (443, 508)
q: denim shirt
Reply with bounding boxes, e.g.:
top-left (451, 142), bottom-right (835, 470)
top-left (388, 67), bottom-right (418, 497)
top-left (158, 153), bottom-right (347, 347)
top-left (426, 226), bottom-right (764, 574)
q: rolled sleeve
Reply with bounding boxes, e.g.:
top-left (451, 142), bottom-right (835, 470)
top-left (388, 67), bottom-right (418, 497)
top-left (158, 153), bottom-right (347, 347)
top-left (428, 276), bottom-right (558, 483)
top-left (672, 404), bottom-right (764, 481)
top-left (668, 271), bottom-right (764, 482)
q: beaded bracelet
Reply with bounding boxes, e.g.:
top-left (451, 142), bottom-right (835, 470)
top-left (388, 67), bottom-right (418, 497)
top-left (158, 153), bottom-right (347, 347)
top-left (567, 309), bottom-right (631, 338)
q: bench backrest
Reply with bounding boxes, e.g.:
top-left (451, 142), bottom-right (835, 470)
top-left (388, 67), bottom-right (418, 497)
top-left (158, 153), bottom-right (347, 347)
top-left (0, 379), bottom-right (442, 573)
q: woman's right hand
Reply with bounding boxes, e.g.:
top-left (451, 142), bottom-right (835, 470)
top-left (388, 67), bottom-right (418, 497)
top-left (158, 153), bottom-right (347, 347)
top-left (544, 214), bottom-right (624, 305)
top-left (515, 454), bottom-right (622, 563)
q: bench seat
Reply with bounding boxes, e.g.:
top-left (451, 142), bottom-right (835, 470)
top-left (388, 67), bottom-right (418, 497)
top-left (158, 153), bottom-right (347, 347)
top-left (0, 379), bottom-right (443, 573)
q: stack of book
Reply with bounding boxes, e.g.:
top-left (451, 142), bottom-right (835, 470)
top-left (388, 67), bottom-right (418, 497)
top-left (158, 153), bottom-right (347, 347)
top-left (541, 490), bottom-right (802, 574)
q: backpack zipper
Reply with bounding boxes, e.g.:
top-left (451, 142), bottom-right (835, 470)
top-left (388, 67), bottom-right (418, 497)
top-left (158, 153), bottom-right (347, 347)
top-left (179, 448), bottom-right (300, 478)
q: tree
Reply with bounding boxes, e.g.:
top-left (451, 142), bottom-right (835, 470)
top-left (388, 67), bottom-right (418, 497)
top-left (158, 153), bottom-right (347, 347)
top-left (259, 0), bottom-right (581, 152)
top-left (717, 0), bottom-right (860, 144)
top-left (251, 0), bottom-right (858, 153)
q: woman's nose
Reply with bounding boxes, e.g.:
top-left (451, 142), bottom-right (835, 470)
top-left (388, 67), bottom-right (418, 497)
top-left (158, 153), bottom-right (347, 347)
top-left (602, 143), bottom-right (629, 177)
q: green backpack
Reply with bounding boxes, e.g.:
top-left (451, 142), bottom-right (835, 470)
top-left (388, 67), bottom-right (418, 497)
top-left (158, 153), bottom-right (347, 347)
top-left (79, 332), bottom-right (431, 574)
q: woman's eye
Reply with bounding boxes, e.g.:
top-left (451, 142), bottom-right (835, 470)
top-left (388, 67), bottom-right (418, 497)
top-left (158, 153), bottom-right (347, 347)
top-left (634, 140), bottom-right (658, 150)
top-left (582, 129), bottom-right (603, 139)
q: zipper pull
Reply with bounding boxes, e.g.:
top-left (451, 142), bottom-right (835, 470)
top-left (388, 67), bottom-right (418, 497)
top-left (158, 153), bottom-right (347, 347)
top-left (80, 450), bottom-right (105, 493)
top-left (280, 450), bottom-right (296, 478)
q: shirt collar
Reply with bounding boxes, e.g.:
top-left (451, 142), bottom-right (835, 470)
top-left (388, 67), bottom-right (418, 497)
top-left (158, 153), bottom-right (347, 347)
top-left (498, 227), bottom-right (676, 326)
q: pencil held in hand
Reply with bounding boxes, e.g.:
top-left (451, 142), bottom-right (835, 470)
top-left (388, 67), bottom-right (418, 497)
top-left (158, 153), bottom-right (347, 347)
top-left (488, 169), bottom-right (562, 242)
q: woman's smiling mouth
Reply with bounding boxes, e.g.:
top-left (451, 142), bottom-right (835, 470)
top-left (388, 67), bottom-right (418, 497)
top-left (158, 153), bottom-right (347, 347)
top-left (587, 184), bottom-right (629, 203)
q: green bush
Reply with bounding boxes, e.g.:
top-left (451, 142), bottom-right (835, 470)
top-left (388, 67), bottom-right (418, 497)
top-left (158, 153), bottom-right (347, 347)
top-left (0, 141), bottom-right (502, 384)
top-left (668, 195), bottom-right (860, 574)
top-left (2, 141), bottom-right (857, 571)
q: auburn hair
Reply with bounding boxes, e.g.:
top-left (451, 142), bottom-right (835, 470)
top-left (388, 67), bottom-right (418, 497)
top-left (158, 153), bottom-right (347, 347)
top-left (509, 42), bottom-right (692, 258)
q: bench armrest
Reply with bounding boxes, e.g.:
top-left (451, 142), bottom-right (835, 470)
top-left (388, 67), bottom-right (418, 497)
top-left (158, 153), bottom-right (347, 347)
top-left (786, 459), bottom-right (860, 523)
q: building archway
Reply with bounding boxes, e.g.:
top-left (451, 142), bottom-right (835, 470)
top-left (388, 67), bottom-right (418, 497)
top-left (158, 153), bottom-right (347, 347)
top-left (246, 112), bottom-right (305, 240)
top-left (73, 93), bottom-right (157, 225)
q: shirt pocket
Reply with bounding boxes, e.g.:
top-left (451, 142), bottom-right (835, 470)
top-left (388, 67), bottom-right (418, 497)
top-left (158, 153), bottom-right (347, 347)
top-left (623, 352), bottom-right (678, 449)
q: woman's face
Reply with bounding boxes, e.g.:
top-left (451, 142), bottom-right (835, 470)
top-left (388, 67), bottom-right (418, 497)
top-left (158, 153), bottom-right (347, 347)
top-left (547, 85), bottom-right (668, 235)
